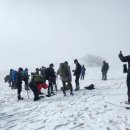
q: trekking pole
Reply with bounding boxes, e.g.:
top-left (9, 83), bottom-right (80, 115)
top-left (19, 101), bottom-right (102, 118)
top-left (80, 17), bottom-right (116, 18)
top-left (55, 75), bottom-right (58, 95)
top-left (25, 84), bottom-right (29, 99)
top-left (27, 86), bottom-right (29, 99)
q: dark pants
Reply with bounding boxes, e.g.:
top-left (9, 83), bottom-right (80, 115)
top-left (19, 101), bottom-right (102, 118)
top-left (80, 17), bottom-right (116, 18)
top-left (48, 80), bottom-right (54, 95)
top-left (53, 79), bottom-right (57, 91)
top-left (127, 73), bottom-right (130, 102)
top-left (75, 75), bottom-right (80, 88)
top-left (80, 74), bottom-right (85, 80)
top-left (29, 82), bottom-right (39, 99)
top-left (102, 71), bottom-right (107, 80)
top-left (17, 82), bottom-right (22, 97)
top-left (12, 81), bottom-right (17, 89)
top-left (24, 79), bottom-right (29, 90)
top-left (62, 81), bottom-right (73, 94)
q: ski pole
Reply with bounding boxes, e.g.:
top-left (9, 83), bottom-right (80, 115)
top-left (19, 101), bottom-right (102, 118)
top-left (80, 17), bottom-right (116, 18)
top-left (26, 87), bottom-right (29, 99)
top-left (25, 84), bottom-right (29, 99)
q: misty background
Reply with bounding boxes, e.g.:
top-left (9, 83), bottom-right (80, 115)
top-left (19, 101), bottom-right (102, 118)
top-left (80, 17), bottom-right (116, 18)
top-left (0, 0), bottom-right (130, 70)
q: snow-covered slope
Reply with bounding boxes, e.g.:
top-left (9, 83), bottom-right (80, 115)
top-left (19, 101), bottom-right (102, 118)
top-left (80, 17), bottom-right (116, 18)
top-left (0, 68), bottom-right (130, 130)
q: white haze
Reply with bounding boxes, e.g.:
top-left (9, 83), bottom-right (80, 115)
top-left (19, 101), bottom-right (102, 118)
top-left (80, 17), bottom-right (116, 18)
top-left (0, 0), bottom-right (130, 70)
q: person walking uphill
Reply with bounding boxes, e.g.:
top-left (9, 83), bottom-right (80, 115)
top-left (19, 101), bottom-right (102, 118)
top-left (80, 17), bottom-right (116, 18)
top-left (17, 68), bottom-right (24, 100)
top-left (57, 62), bottom-right (74, 96)
top-left (73, 59), bottom-right (81, 91)
top-left (119, 51), bottom-right (130, 103)
top-left (101, 61), bottom-right (109, 80)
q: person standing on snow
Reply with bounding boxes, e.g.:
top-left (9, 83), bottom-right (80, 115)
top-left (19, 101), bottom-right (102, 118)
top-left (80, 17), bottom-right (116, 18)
top-left (119, 51), bottom-right (130, 103)
top-left (17, 68), bottom-right (24, 100)
top-left (45, 63), bottom-right (56, 97)
top-left (101, 61), bottom-right (109, 80)
top-left (80, 65), bottom-right (86, 80)
top-left (57, 61), bottom-right (74, 96)
top-left (73, 59), bottom-right (81, 91)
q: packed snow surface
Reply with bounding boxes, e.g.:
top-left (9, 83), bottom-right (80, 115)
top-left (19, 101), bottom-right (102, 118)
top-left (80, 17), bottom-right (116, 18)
top-left (0, 68), bottom-right (130, 130)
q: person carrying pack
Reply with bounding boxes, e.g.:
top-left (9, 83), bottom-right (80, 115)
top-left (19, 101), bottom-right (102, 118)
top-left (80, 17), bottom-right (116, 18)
top-left (57, 61), bottom-right (74, 96)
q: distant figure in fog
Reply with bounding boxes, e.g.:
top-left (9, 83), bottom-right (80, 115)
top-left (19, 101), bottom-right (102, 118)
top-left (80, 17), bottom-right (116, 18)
top-left (101, 61), bottom-right (109, 80)
top-left (80, 65), bottom-right (86, 80)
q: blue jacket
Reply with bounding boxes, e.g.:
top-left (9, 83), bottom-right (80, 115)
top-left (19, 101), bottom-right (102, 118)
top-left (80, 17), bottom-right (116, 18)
top-left (12, 70), bottom-right (17, 82)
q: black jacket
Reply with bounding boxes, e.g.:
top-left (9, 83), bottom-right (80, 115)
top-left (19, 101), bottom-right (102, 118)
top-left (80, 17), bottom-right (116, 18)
top-left (46, 67), bottom-right (56, 80)
top-left (101, 63), bottom-right (109, 72)
top-left (74, 62), bottom-right (81, 76)
top-left (119, 53), bottom-right (130, 73)
top-left (119, 54), bottom-right (130, 67)
top-left (17, 72), bottom-right (23, 85)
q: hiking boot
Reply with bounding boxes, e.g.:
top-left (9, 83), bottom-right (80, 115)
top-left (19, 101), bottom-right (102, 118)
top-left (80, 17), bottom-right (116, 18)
top-left (34, 97), bottom-right (40, 101)
top-left (40, 95), bottom-right (44, 98)
top-left (25, 86), bottom-right (30, 90)
top-left (74, 88), bottom-right (79, 91)
top-left (46, 94), bottom-right (51, 97)
top-left (39, 92), bottom-right (43, 95)
top-left (70, 92), bottom-right (74, 95)
top-left (18, 96), bottom-right (24, 100)
top-left (25, 88), bottom-right (30, 90)
top-left (64, 93), bottom-right (66, 96)
top-left (51, 92), bottom-right (55, 95)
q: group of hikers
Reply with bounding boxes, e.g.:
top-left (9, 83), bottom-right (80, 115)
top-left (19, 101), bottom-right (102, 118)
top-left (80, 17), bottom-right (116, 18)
top-left (4, 59), bottom-right (89, 101)
top-left (4, 58), bottom-right (111, 102)
top-left (3, 52), bottom-right (130, 104)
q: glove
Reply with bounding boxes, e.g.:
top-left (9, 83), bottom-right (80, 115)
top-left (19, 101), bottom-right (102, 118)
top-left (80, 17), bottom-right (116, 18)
top-left (119, 51), bottom-right (123, 58)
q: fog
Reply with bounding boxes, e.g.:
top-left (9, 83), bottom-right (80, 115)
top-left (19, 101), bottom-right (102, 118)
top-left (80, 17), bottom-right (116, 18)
top-left (0, 0), bottom-right (130, 70)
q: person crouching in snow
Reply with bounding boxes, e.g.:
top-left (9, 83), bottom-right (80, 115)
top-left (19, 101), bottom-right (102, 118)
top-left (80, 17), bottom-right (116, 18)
top-left (29, 73), bottom-right (46, 101)
top-left (57, 62), bottom-right (74, 96)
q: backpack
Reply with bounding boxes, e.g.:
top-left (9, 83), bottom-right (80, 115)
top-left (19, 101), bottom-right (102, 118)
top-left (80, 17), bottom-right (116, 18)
top-left (59, 63), bottom-right (69, 77)
top-left (84, 84), bottom-right (95, 90)
top-left (22, 71), bottom-right (28, 80)
top-left (32, 75), bottom-right (44, 84)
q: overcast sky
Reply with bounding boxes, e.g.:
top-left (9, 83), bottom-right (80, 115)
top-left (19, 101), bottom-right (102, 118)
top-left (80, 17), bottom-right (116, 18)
top-left (0, 0), bottom-right (130, 70)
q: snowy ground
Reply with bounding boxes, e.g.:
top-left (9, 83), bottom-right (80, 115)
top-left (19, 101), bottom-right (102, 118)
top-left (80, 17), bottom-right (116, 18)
top-left (0, 68), bottom-right (130, 130)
